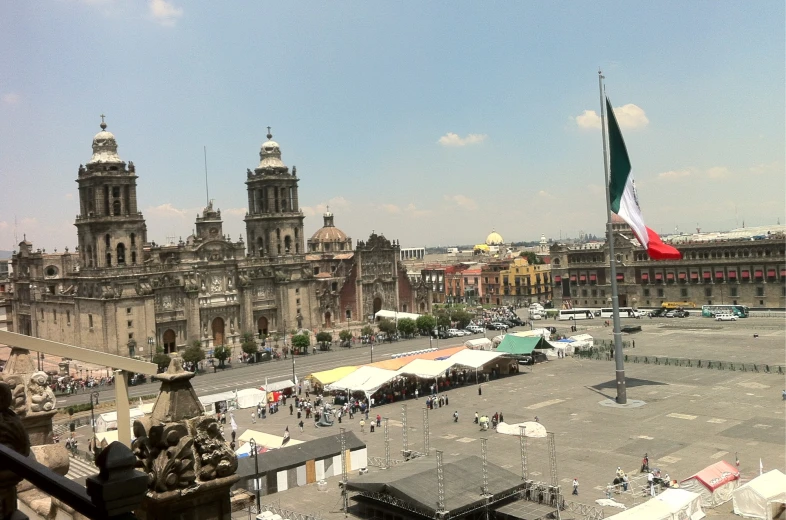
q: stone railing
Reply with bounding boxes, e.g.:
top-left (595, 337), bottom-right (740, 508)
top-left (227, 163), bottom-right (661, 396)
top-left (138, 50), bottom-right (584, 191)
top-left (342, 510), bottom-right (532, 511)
top-left (0, 441), bottom-right (147, 520)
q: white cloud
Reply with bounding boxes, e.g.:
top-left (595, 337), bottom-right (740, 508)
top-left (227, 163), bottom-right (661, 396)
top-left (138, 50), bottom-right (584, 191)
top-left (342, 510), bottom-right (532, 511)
top-left (575, 103), bottom-right (649, 130)
top-left (444, 194), bottom-right (478, 211)
top-left (405, 203), bottom-right (433, 218)
top-left (145, 203), bottom-right (191, 218)
top-left (302, 196), bottom-right (351, 218)
top-left (575, 110), bottom-right (601, 129)
top-left (438, 132), bottom-right (488, 147)
top-left (380, 204), bottom-right (401, 214)
top-left (223, 207), bottom-right (247, 217)
top-left (20, 217), bottom-right (38, 227)
top-left (706, 166), bottom-right (730, 179)
top-left (658, 169), bottom-right (692, 180)
top-left (2, 93), bottom-right (20, 105)
top-left (64, 193), bottom-right (74, 200)
top-left (537, 190), bottom-right (555, 199)
top-left (148, 0), bottom-right (182, 26)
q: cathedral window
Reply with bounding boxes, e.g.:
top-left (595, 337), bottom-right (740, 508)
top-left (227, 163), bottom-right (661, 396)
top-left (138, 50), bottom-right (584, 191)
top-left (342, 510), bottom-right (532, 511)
top-left (88, 314), bottom-right (93, 329)
top-left (106, 252), bottom-right (112, 266)
top-left (105, 234), bottom-right (111, 247)
top-left (131, 251), bottom-right (137, 264)
top-left (284, 235), bottom-right (292, 253)
top-left (276, 229), bottom-right (281, 239)
top-left (277, 244), bottom-right (281, 254)
top-left (113, 200), bottom-right (121, 215)
top-left (112, 186), bottom-right (120, 198)
top-left (130, 233), bottom-right (136, 246)
top-left (116, 243), bottom-right (126, 265)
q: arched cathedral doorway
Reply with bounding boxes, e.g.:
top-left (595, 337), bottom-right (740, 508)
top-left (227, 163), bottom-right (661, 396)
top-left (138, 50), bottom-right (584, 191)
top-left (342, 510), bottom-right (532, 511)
top-left (373, 297), bottom-right (383, 317)
top-left (324, 311), bottom-right (332, 328)
top-left (163, 329), bottom-right (176, 354)
top-left (212, 317), bottom-right (225, 346)
top-left (257, 316), bottom-right (268, 338)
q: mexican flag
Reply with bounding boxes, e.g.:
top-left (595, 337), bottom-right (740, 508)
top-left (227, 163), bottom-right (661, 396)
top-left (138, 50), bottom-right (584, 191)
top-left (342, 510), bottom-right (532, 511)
top-left (607, 97), bottom-right (682, 260)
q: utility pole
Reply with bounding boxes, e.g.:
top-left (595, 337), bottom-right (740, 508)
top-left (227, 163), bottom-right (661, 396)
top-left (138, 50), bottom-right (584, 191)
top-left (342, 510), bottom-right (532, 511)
top-left (401, 404), bottom-right (408, 456)
top-left (422, 407), bottom-right (430, 455)
top-left (519, 425), bottom-right (528, 481)
top-left (340, 428), bottom-right (348, 513)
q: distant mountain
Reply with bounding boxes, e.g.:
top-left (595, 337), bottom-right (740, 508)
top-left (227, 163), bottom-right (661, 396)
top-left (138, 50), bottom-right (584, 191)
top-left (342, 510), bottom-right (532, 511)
top-left (0, 250), bottom-right (13, 260)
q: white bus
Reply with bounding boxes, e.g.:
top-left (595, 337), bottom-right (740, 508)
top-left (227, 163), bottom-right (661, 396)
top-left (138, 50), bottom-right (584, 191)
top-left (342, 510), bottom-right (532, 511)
top-left (598, 307), bottom-right (640, 319)
top-left (558, 308), bottom-right (595, 321)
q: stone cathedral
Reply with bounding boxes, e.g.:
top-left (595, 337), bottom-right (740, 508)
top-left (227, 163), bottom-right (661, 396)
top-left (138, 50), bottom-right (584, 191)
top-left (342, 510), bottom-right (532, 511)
top-left (10, 121), bottom-right (431, 357)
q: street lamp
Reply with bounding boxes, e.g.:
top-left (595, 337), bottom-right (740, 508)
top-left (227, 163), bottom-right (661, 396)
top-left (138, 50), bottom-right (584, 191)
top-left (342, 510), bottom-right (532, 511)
top-left (89, 391), bottom-right (100, 458)
top-left (147, 337), bottom-right (155, 361)
top-left (248, 438), bottom-right (261, 512)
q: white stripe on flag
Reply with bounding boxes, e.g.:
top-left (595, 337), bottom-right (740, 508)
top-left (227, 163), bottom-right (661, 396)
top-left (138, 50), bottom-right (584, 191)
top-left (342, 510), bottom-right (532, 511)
top-left (617, 176), bottom-right (648, 248)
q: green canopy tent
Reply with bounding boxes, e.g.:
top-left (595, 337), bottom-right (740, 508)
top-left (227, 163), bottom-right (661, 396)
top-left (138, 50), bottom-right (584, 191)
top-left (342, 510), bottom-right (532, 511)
top-left (496, 335), bottom-right (551, 364)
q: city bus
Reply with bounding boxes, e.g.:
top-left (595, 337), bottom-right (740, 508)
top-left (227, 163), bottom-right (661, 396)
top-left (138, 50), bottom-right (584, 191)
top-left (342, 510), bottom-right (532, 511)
top-left (598, 307), bottom-right (641, 319)
top-left (701, 304), bottom-right (750, 318)
top-left (558, 308), bottom-right (595, 321)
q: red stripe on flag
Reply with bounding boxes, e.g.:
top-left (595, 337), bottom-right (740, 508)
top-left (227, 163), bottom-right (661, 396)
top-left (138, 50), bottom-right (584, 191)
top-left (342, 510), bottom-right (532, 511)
top-left (644, 227), bottom-right (682, 260)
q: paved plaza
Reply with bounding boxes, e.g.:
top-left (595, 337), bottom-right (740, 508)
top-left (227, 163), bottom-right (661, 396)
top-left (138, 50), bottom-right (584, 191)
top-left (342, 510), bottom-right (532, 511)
top-left (221, 315), bottom-right (784, 519)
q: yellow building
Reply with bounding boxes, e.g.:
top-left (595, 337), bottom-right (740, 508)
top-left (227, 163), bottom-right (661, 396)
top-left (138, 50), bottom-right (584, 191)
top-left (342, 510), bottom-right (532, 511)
top-left (499, 257), bottom-right (552, 305)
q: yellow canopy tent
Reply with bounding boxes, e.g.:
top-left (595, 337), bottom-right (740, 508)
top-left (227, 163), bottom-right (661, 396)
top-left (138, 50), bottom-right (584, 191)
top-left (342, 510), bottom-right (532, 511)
top-left (307, 366), bottom-right (359, 386)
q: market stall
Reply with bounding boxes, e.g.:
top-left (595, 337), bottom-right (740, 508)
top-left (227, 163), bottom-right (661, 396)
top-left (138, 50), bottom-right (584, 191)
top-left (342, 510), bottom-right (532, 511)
top-left (732, 469), bottom-right (786, 520)
top-left (236, 388), bottom-right (266, 409)
top-left (681, 460), bottom-right (740, 508)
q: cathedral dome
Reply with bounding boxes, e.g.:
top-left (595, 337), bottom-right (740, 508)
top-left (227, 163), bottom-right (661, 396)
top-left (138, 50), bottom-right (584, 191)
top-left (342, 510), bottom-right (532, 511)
top-left (485, 229), bottom-right (504, 245)
top-left (310, 211), bottom-right (348, 242)
top-left (258, 128), bottom-right (286, 169)
top-left (87, 119), bottom-right (122, 164)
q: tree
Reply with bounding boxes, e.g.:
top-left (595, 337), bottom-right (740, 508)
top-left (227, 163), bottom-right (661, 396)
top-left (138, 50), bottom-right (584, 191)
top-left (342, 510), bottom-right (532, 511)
top-left (241, 332), bottom-right (258, 358)
top-left (152, 346), bottom-right (171, 371)
top-left (377, 318), bottom-right (397, 338)
top-left (452, 310), bottom-right (473, 329)
top-left (339, 329), bottom-right (353, 342)
top-left (291, 334), bottom-right (310, 354)
top-left (435, 312), bottom-right (451, 330)
top-left (520, 251), bottom-right (544, 265)
top-left (213, 345), bottom-right (231, 368)
top-left (397, 317), bottom-right (416, 337)
top-left (361, 325), bottom-right (374, 337)
top-left (316, 331), bottom-right (332, 351)
top-left (182, 341), bottom-right (205, 367)
top-left (415, 315), bottom-right (437, 336)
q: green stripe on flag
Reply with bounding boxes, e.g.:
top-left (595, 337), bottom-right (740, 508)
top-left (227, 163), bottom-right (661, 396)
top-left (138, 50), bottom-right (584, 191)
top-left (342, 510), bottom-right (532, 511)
top-left (606, 97), bottom-right (632, 214)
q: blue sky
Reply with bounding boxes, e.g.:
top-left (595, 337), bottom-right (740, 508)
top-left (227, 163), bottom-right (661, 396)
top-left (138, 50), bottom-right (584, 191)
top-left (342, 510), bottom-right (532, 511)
top-left (2, 1), bottom-right (784, 252)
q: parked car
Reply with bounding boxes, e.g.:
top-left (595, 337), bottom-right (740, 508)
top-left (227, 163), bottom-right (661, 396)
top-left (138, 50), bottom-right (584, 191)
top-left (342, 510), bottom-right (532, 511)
top-left (491, 322), bottom-right (508, 330)
top-left (715, 314), bottom-right (737, 321)
top-left (674, 310), bottom-right (690, 318)
top-left (664, 311), bottom-right (675, 318)
top-left (648, 308), bottom-right (666, 318)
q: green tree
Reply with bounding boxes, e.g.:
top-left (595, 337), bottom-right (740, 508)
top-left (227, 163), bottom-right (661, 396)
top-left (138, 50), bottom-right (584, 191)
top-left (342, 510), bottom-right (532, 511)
top-left (316, 331), bottom-right (332, 350)
top-left (415, 315), bottom-right (437, 335)
top-left (377, 318), bottom-right (397, 338)
top-left (435, 312), bottom-right (451, 330)
top-left (182, 341), bottom-right (205, 367)
top-left (361, 325), bottom-right (374, 337)
top-left (241, 332), bottom-right (258, 358)
top-left (291, 333), bottom-right (310, 354)
top-left (213, 345), bottom-right (231, 368)
top-left (397, 317), bottom-right (416, 337)
top-left (339, 329), bottom-right (353, 342)
top-left (152, 346), bottom-right (171, 370)
top-left (452, 310), bottom-right (473, 329)
top-left (520, 251), bottom-right (544, 265)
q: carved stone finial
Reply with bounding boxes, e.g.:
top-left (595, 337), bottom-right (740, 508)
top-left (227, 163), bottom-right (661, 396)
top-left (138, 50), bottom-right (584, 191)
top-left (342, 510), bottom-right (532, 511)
top-left (0, 382), bottom-right (31, 458)
top-left (266, 126), bottom-right (272, 139)
top-left (100, 114), bottom-right (107, 130)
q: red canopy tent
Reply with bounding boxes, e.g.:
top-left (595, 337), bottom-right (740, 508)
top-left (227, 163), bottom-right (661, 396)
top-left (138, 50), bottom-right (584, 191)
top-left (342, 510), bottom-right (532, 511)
top-left (681, 460), bottom-right (740, 508)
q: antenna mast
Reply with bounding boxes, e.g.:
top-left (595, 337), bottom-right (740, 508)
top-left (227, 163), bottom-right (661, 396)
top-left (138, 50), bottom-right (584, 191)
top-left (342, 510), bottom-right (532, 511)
top-left (204, 146), bottom-right (209, 206)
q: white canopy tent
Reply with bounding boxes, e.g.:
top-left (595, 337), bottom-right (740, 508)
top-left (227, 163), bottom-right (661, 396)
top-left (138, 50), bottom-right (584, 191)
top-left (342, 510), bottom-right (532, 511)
top-left (96, 408), bottom-right (145, 433)
top-left (512, 329), bottom-right (552, 340)
top-left (569, 333), bottom-right (594, 347)
top-left (374, 309), bottom-right (421, 321)
top-left (199, 390), bottom-right (236, 415)
top-left (448, 349), bottom-right (505, 369)
top-left (261, 379), bottom-right (295, 393)
top-left (325, 366), bottom-right (400, 396)
top-left (396, 359), bottom-right (454, 379)
top-left (732, 469), bottom-right (786, 520)
top-left (464, 338), bottom-right (493, 351)
top-left (606, 489), bottom-right (705, 520)
top-left (236, 388), bottom-right (266, 409)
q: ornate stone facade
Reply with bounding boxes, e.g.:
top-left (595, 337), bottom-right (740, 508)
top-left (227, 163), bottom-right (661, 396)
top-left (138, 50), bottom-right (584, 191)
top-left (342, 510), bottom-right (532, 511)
top-left (10, 122), bottom-right (431, 357)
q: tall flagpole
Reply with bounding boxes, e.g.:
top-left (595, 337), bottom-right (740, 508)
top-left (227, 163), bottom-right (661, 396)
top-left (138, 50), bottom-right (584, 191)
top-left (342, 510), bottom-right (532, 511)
top-left (599, 69), bottom-right (627, 404)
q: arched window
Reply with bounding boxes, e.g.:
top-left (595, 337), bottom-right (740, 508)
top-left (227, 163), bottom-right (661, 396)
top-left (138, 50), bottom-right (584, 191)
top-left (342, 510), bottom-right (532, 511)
top-left (116, 243), bottom-right (126, 264)
top-left (106, 252), bottom-right (112, 267)
top-left (86, 245), bottom-right (93, 267)
top-left (131, 251), bottom-right (137, 264)
top-left (276, 228), bottom-right (281, 240)
top-left (257, 237), bottom-right (264, 256)
top-left (284, 236), bottom-right (292, 253)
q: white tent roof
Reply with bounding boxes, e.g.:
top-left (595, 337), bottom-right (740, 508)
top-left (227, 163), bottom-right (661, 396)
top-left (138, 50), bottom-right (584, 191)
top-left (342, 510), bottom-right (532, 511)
top-left (448, 349), bottom-right (505, 369)
top-left (98, 408), bottom-right (145, 423)
top-left (512, 329), bottom-right (552, 340)
top-left (570, 333), bottom-right (594, 343)
top-left (325, 366), bottom-right (400, 395)
top-left (198, 390), bottom-right (237, 406)
top-left (607, 489), bottom-right (704, 520)
top-left (375, 309), bottom-right (421, 321)
top-left (261, 380), bottom-right (295, 393)
top-left (464, 338), bottom-right (493, 350)
top-left (733, 470), bottom-right (786, 520)
top-left (397, 358), bottom-right (454, 379)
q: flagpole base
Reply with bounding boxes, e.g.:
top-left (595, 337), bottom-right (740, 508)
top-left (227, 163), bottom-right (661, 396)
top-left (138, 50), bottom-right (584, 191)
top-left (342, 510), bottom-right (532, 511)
top-left (599, 399), bottom-right (646, 409)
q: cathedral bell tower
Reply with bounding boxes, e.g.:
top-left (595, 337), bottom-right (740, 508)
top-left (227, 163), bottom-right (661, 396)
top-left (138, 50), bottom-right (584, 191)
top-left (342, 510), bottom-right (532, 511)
top-left (244, 128), bottom-right (305, 257)
top-left (75, 117), bottom-right (147, 268)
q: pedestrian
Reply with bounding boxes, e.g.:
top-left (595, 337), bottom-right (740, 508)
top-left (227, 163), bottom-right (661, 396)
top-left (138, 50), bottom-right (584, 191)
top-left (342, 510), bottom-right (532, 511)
top-left (606, 483), bottom-right (613, 499)
top-left (445, 395), bottom-right (449, 406)
top-left (572, 478), bottom-right (579, 495)
top-left (782, 389), bottom-right (786, 401)
top-left (415, 388), bottom-right (419, 399)
top-left (376, 414), bottom-right (381, 427)
top-left (360, 419), bottom-right (365, 433)
top-left (474, 412), bottom-right (479, 424)
top-left (478, 385), bottom-right (482, 396)
top-left (251, 411), bottom-right (256, 424)
top-left (534, 416), bottom-right (539, 423)
top-left (453, 410), bottom-right (459, 422)
top-left (289, 404), bottom-right (293, 415)
top-left (499, 412), bottom-right (504, 423)
top-left (641, 453), bottom-right (649, 473)
top-left (647, 471), bottom-right (655, 496)
top-left (370, 421), bottom-right (375, 433)
top-left (298, 419), bottom-right (304, 432)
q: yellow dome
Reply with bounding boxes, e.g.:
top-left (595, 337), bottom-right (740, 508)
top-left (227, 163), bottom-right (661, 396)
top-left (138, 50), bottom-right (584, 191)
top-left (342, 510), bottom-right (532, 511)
top-left (485, 230), bottom-right (504, 245)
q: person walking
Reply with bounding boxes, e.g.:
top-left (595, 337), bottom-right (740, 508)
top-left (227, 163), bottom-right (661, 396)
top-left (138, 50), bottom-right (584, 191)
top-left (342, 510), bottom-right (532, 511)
top-left (478, 385), bottom-right (482, 396)
top-left (251, 411), bottom-right (256, 424)
top-left (572, 478), bottom-right (579, 495)
top-left (647, 471), bottom-right (655, 496)
top-left (376, 414), bottom-right (381, 427)
top-left (289, 404), bottom-right (294, 415)
top-left (453, 410), bottom-right (459, 423)
top-left (415, 388), bottom-right (419, 400)
top-left (360, 419), bottom-right (366, 433)
top-left (474, 412), bottom-right (479, 424)
top-left (298, 420), bottom-right (304, 432)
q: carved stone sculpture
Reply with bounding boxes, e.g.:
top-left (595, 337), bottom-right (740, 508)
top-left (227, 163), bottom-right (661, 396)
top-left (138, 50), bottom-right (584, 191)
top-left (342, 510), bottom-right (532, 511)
top-left (0, 382), bottom-right (30, 458)
top-left (0, 375), bottom-right (27, 417)
top-left (27, 371), bottom-right (55, 412)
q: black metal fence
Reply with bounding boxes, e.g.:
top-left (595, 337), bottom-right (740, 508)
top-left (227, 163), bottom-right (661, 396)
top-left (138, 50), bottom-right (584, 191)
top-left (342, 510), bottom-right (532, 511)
top-left (576, 348), bottom-right (785, 375)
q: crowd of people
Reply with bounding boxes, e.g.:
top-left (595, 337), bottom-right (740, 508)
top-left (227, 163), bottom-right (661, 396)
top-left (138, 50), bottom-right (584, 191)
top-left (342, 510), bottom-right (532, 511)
top-left (50, 374), bottom-right (114, 395)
